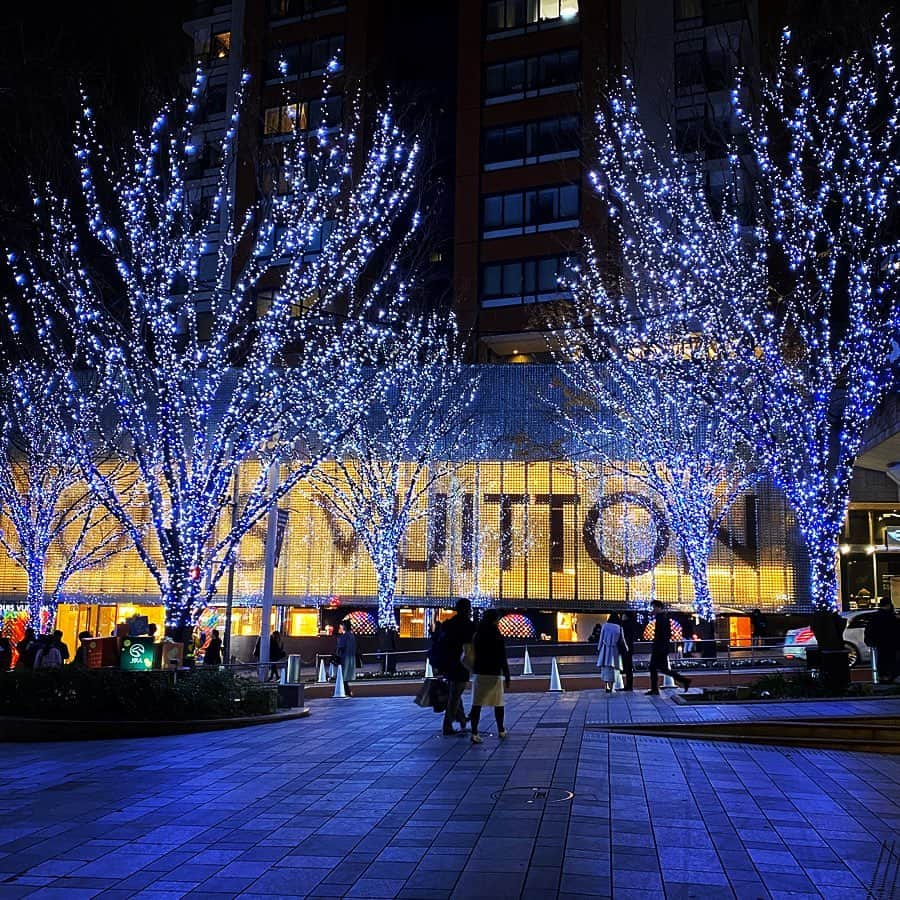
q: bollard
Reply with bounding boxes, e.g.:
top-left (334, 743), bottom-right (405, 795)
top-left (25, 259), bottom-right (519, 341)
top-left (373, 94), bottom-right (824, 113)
top-left (548, 657), bottom-right (564, 692)
top-left (286, 654), bottom-right (302, 684)
top-left (523, 647), bottom-right (533, 676)
top-left (333, 664), bottom-right (348, 698)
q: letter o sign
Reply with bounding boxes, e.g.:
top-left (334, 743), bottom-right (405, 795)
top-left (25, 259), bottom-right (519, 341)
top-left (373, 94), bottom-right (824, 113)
top-left (582, 491), bottom-right (670, 577)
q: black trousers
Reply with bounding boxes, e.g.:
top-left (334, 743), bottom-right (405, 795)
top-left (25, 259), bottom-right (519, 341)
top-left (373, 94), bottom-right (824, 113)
top-left (621, 650), bottom-right (634, 690)
top-left (649, 651), bottom-right (685, 690)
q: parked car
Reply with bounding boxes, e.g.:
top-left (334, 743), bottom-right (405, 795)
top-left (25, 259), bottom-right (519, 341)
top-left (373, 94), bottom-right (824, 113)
top-left (783, 609), bottom-right (885, 668)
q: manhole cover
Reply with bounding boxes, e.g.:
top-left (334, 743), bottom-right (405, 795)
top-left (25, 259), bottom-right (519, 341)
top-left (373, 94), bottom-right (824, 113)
top-left (491, 786), bottom-right (574, 807)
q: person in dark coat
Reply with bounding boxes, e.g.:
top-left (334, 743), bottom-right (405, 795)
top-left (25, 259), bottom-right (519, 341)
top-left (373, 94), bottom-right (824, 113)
top-left (0, 635), bottom-right (12, 672)
top-left (336, 620), bottom-right (357, 695)
top-left (749, 609), bottom-right (769, 648)
top-left (436, 598), bottom-right (475, 736)
top-left (15, 627), bottom-right (37, 670)
top-left (620, 611), bottom-right (639, 691)
top-left (204, 629), bottom-right (223, 667)
top-left (864, 599), bottom-right (899, 682)
top-left (254, 630), bottom-right (286, 681)
top-left (51, 630), bottom-right (69, 663)
top-left (469, 609), bottom-right (511, 744)
top-left (71, 631), bottom-right (93, 667)
top-left (646, 600), bottom-right (690, 695)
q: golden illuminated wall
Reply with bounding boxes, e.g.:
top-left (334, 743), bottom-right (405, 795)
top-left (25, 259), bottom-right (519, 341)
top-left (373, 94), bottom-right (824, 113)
top-left (0, 459), bottom-right (801, 612)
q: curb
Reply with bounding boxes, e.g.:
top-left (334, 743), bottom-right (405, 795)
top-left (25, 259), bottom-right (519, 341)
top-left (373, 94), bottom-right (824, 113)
top-left (0, 707), bottom-right (310, 742)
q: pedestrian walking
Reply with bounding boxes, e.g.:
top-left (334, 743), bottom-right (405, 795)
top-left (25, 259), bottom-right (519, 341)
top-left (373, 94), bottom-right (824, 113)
top-left (336, 619), bottom-right (357, 696)
top-left (253, 630), bottom-right (286, 681)
top-left (50, 630), bottom-right (69, 663)
top-left (620, 611), bottom-right (638, 691)
top-left (750, 608), bottom-right (768, 648)
top-left (34, 636), bottom-right (63, 669)
top-left (597, 613), bottom-right (626, 693)
top-left (204, 629), bottom-right (223, 667)
top-left (469, 609), bottom-right (511, 744)
top-left (15, 627), bottom-right (37, 670)
top-left (434, 598), bottom-right (475, 736)
top-left (864, 598), bottom-right (900, 682)
top-left (645, 600), bottom-right (691, 695)
top-left (71, 631), bottom-right (93, 667)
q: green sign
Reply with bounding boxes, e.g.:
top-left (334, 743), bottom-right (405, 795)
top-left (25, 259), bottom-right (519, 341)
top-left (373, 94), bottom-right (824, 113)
top-left (120, 638), bottom-right (155, 671)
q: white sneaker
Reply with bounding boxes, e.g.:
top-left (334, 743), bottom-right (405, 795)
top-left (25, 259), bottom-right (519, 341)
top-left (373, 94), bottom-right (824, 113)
top-left (470, 733), bottom-right (483, 744)
top-left (498, 729), bottom-right (508, 739)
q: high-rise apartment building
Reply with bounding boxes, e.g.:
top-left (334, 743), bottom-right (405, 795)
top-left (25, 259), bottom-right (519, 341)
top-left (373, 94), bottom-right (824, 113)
top-left (454, 1), bottom-right (618, 362)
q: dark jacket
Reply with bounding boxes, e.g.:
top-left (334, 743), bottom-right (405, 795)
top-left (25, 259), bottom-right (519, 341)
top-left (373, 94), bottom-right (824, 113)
top-left (651, 614), bottom-right (672, 656)
top-left (865, 608), bottom-right (900, 651)
top-left (473, 624), bottom-right (510, 679)
top-left (621, 617), bottom-right (640, 655)
top-left (205, 637), bottom-right (223, 666)
top-left (436, 612), bottom-right (475, 682)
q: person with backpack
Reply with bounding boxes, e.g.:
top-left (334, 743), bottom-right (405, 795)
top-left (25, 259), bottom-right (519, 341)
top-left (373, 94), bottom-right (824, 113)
top-left (33, 635), bottom-right (63, 669)
top-left (434, 598), bottom-right (475, 736)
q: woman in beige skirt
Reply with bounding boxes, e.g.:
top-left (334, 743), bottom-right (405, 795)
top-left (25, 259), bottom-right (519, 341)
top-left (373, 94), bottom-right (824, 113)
top-left (469, 609), bottom-right (511, 744)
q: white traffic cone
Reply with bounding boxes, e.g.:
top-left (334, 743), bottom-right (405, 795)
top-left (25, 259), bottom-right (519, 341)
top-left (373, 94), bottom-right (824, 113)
top-left (424, 658), bottom-right (433, 679)
top-left (328, 662), bottom-right (335, 680)
top-left (317, 659), bottom-right (327, 683)
top-left (523, 647), bottom-right (533, 676)
top-left (548, 657), bottom-right (564, 692)
top-left (333, 664), bottom-right (348, 698)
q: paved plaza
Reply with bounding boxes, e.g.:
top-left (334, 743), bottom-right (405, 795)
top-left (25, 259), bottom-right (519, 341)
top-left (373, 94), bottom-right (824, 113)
top-left (1, 692), bottom-right (899, 900)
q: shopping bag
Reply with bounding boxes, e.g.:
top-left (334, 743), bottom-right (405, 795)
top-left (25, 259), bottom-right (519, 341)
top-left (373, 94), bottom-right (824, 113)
top-left (430, 678), bottom-right (449, 713)
top-left (413, 678), bottom-right (433, 708)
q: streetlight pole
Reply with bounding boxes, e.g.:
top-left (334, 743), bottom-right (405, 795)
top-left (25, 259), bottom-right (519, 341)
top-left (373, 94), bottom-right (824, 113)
top-left (222, 469), bottom-right (240, 666)
top-left (258, 458), bottom-right (280, 682)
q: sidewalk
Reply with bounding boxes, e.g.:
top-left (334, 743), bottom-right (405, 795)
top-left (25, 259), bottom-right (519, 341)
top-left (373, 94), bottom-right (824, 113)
top-left (0, 691), bottom-right (897, 899)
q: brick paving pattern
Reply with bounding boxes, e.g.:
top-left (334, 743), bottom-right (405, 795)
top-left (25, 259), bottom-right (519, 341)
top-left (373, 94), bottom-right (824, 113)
top-left (0, 692), bottom-right (898, 898)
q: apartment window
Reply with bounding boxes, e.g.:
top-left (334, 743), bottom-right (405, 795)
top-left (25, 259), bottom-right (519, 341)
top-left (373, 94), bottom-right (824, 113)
top-left (485, 48), bottom-right (579, 104)
top-left (267, 34), bottom-right (344, 80)
top-left (189, 183), bottom-right (219, 222)
top-left (256, 289), bottom-right (315, 318)
top-left (486, 0), bottom-right (578, 36)
top-left (264, 101), bottom-right (309, 136)
top-left (675, 0), bottom-right (703, 19)
top-left (210, 31), bottom-right (231, 60)
top-left (483, 115), bottom-right (580, 169)
top-left (192, 24), bottom-right (230, 61)
top-left (309, 96), bottom-right (342, 131)
top-left (483, 183), bottom-right (579, 237)
top-left (255, 219), bottom-right (335, 260)
top-left (205, 83), bottom-right (228, 118)
top-left (270, 0), bottom-right (347, 19)
top-left (480, 254), bottom-right (577, 307)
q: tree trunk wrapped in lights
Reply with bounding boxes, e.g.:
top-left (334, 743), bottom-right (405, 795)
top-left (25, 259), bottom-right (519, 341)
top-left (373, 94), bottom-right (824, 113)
top-left (304, 313), bottom-right (478, 631)
top-left (0, 367), bottom-right (131, 631)
top-left (586, 26), bottom-right (900, 611)
top-left (6, 73), bottom-right (422, 635)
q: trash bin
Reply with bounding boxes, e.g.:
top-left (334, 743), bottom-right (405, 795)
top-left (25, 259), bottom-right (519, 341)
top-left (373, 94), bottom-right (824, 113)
top-left (285, 653), bottom-right (302, 684)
